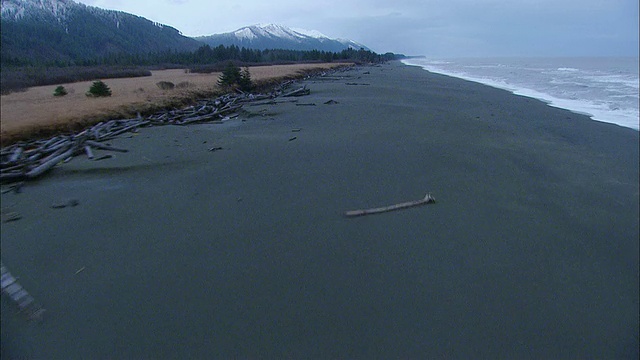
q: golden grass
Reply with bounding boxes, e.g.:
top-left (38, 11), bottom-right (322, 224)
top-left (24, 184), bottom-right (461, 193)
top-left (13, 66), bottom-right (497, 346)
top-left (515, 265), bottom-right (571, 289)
top-left (0, 63), bottom-right (351, 144)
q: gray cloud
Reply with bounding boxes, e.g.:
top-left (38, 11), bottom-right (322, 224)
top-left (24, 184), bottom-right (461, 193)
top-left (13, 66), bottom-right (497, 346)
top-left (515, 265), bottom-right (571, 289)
top-left (74, 0), bottom-right (639, 57)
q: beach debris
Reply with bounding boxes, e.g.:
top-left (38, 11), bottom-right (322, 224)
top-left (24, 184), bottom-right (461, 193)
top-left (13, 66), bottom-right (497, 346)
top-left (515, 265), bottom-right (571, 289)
top-left (221, 113), bottom-right (239, 122)
top-left (288, 136), bottom-right (298, 142)
top-left (84, 140), bottom-right (128, 153)
top-left (84, 145), bottom-right (95, 159)
top-left (51, 199), bottom-right (79, 209)
top-left (1, 181), bottom-right (24, 194)
top-left (291, 128), bottom-right (302, 132)
top-left (283, 85), bottom-right (310, 97)
top-left (74, 267), bottom-right (86, 275)
top-left (1, 212), bottom-right (22, 223)
top-left (249, 99), bottom-right (298, 106)
top-left (324, 100), bottom-right (339, 105)
top-left (1, 65), bottom-right (350, 183)
top-left (345, 193), bottom-right (436, 217)
top-left (94, 154), bottom-right (113, 161)
top-left (208, 146), bottom-right (224, 152)
top-left (1, 262), bottom-right (46, 321)
top-left (295, 103), bottom-right (316, 106)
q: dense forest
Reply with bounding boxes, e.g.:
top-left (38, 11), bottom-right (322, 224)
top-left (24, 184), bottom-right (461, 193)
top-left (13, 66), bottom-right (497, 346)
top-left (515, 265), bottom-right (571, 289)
top-left (3, 43), bottom-right (398, 67)
top-left (0, 2), bottom-right (202, 67)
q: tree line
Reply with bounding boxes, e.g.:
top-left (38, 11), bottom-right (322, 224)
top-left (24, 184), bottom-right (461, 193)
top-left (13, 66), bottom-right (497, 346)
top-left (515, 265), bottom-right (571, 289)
top-left (1, 44), bottom-right (402, 94)
top-left (3, 44), bottom-right (400, 68)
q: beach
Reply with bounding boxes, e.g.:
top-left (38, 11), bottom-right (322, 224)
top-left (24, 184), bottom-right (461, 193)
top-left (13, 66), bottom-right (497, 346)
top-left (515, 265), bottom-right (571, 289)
top-left (1, 61), bottom-right (638, 358)
top-left (0, 63), bottom-right (349, 142)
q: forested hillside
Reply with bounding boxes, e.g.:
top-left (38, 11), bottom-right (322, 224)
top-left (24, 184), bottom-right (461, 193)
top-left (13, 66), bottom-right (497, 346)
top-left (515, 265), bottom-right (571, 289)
top-left (1, 0), bottom-right (202, 66)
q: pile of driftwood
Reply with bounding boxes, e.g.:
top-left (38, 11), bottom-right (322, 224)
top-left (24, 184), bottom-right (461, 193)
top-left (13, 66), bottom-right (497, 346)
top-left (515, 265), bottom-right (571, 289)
top-left (0, 81), bottom-right (313, 183)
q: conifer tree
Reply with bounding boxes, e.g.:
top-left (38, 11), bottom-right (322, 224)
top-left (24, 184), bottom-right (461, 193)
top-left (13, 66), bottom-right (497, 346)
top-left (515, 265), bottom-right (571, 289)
top-left (53, 85), bottom-right (68, 97)
top-left (217, 62), bottom-right (241, 89)
top-left (217, 62), bottom-right (253, 92)
top-left (86, 80), bottom-right (112, 97)
top-left (238, 67), bottom-right (253, 92)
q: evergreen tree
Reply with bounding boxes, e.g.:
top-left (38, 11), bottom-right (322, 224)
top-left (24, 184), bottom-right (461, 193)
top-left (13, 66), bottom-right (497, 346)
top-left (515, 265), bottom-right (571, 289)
top-left (86, 80), bottom-right (112, 97)
top-left (216, 63), bottom-right (254, 91)
top-left (53, 85), bottom-right (68, 97)
top-left (238, 67), bottom-right (253, 92)
top-left (217, 62), bottom-right (242, 89)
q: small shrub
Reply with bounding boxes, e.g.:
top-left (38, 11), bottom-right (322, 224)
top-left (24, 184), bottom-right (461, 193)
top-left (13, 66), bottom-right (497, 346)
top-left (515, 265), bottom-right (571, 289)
top-left (86, 80), bottom-right (112, 97)
top-left (176, 81), bottom-right (192, 89)
top-left (53, 85), bottom-right (68, 97)
top-left (156, 81), bottom-right (175, 90)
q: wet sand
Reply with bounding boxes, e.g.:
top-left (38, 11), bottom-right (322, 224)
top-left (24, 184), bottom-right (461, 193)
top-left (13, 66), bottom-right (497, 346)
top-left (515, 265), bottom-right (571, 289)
top-left (1, 62), bottom-right (638, 358)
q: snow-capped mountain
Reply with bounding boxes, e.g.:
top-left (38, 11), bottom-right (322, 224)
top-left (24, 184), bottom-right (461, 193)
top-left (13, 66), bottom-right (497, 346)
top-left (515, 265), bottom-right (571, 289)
top-left (197, 24), bottom-right (369, 52)
top-left (2, 0), bottom-right (82, 22)
top-left (1, 0), bottom-right (201, 64)
top-left (1, 1), bottom-right (372, 66)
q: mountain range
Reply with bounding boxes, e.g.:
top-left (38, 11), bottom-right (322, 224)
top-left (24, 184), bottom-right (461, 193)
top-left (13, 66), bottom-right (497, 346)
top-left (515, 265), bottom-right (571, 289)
top-left (196, 24), bottom-right (369, 53)
top-left (0, 0), bottom-right (372, 65)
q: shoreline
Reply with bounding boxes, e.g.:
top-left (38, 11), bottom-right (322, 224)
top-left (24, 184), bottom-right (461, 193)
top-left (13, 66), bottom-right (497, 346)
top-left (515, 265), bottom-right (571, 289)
top-left (2, 61), bottom-right (638, 359)
top-left (401, 58), bottom-right (640, 131)
top-left (0, 62), bottom-right (351, 144)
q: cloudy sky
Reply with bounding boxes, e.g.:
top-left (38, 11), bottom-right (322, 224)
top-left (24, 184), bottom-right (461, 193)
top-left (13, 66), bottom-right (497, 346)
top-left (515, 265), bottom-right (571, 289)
top-left (75, 0), bottom-right (638, 57)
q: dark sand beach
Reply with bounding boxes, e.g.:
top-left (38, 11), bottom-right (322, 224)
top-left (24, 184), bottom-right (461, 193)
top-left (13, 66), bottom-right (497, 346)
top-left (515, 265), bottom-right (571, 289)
top-left (1, 62), bottom-right (638, 358)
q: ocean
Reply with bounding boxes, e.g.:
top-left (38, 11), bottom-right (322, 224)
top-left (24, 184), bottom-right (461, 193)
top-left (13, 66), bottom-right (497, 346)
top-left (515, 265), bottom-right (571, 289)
top-left (402, 57), bottom-right (640, 130)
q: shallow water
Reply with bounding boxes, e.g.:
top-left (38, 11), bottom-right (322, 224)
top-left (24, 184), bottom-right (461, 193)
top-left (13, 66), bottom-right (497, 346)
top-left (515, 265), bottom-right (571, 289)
top-left (403, 57), bottom-right (640, 130)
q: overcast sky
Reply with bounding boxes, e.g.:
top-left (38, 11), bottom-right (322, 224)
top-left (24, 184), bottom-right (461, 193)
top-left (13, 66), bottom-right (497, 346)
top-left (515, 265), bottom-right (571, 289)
top-left (75, 0), bottom-right (639, 57)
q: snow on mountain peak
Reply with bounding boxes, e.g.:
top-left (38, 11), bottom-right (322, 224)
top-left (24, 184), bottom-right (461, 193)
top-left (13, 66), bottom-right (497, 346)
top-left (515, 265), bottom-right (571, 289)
top-left (292, 27), bottom-right (330, 39)
top-left (255, 24), bottom-right (305, 40)
top-left (234, 27), bottom-right (257, 40)
top-left (230, 24), bottom-right (303, 42)
top-left (1, 0), bottom-right (75, 20)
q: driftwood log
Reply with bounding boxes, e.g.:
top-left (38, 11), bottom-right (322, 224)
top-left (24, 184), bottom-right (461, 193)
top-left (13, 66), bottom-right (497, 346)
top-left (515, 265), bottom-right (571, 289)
top-left (345, 193), bottom-right (436, 217)
top-left (0, 66), bottom-right (355, 183)
top-left (283, 85), bottom-right (310, 97)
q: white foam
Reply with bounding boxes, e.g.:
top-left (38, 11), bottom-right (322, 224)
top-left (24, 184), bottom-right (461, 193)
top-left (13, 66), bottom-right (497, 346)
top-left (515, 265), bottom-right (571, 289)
top-left (402, 59), bottom-right (639, 130)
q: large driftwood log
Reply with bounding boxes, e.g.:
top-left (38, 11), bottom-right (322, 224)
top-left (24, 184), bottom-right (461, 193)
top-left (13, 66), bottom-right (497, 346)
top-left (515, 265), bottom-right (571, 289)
top-left (345, 193), bottom-right (436, 217)
top-left (84, 140), bottom-right (128, 153)
top-left (25, 146), bottom-right (74, 178)
top-left (1, 65), bottom-right (352, 183)
top-left (84, 145), bottom-right (94, 159)
top-left (283, 86), bottom-right (310, 97)
top-left (99, 120), bottom-right (149, 140)
top-left (8, 147), bottom-right (23, 163)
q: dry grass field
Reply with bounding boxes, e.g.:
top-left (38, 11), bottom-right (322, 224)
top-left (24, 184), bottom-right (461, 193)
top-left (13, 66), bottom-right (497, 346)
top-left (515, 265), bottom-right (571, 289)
top-left (0, 63), bottom-right (350, 143)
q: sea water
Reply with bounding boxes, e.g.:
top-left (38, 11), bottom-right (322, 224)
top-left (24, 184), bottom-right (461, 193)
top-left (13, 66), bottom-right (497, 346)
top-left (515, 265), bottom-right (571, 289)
top-left (402, 57), bottom-right (639, 130)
